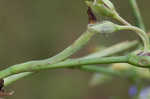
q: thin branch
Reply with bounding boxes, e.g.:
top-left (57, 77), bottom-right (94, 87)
top-left (113, 11), bottom-right (131, 26)
top-left (2, 54), bottom-right (150, 86)
top-left (4, 72), bottom-right (33, 86)
top-left (3, 31), bottom-right (95, 86)
top-left (129, 0), bottom-right (146, 31)
top-left (0, 56), bottom-right (129, 79)
top-left (1, 53), bottom-right (150, 79)
top-left (4, 40), bottom-right (138, 86)
top-left (2, 24), bottom-right (148, 87)
top-left (119, 25), bottom-right (150, 51)
top-left (1, 4), bottom-right (148, 87)
top-left (82, 40), bottom-right (137, 59)
top-left (78, 65), bottom-right (122, 76)
top-left (44, 31), bottom-right (95, 64)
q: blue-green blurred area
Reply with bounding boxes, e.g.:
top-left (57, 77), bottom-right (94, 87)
top-left (0, 0), bottom-right (149, 99)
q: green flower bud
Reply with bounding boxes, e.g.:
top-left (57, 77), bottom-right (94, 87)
top-left (88, 21), bottom-right (119, 34)
top-left (85, 0), bottom-right (115, 17)
top-left (100, 0), bottom-right (115, 10)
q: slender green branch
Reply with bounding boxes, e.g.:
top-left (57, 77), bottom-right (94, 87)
top-left (2, 22), bottom-right (146, 86)
top-left (3, 54), bottom-right (149, 76)
top-left (82, 41), bottom-right (137, 59)
top-left (129, 0), bottom-right (146, 31)
top-left (89, 21), bottom-right (149, 51)
top-left (78, 65), bottom-right (122, 76)
top-left (4, 72), bottom-right (33, 86)
top-left (1, 1), bottom-right (149, 96)
top-left (119, 25), bottom-right (150, 51)
top-left (2, 22), bottom-right (148, 87)
top-left (3, 22), bottom-right (137, 87)
top-left (1, 29), bottom-right (149, 86)
top-left (0, 56), bottom-right (129, 79)
top-left (44, 31), bottom-right (95, 64)
top-left (3, 30), bottom-right (96, 86)
top-left (78, 65), bottom-right (149, 79)
top-left (3, 53), bottom-right (150, 86)
top-left (113, 12), bottom-right (131, 26)
top-left (4, 40), bottom-right (137, 86)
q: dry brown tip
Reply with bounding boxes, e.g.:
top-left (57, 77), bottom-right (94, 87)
top-left (87, 7), bottom-right (97, 24)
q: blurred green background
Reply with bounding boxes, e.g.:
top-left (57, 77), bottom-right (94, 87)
top-left (0, 0), bottom-right (149, 99)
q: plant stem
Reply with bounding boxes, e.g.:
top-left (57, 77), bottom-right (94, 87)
top-left (2, 27), bottom-right (138, 87)
top-left (119, 26), bottom-right (150, 51)
top-left (44, 31), bottom-right (95, 64)
top-left (4, 53), bottom-right (150, 84)
top-left (2, 22), bottom-right (147, 87)
top-left (1, 12), bottom-right (147, 87)
top-left (3, 30), bottom-right (95, 86)
top-left (113, 12), bottom-right (131, 26)
top-left (78, 65), bottom-right (122, 76)
top-left (0, 56), bottom-right (129, 79)
top-left (4, 72), bottom-right (33, 86)
top-left (4, 40), bottom-right (138, 86)
top-left (129, 0), bottom-right (146, 31)
top-left (82, 41), bottom-right (137, 59)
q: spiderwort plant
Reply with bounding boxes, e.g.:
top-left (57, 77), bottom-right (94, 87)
top-left (0, 0), bottom-right (150, 98)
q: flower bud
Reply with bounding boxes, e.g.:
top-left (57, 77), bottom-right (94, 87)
top-left (88, 21), bottom-right (119, 34)
top-left (100, 0), bottom-right (115, 10)
top-left (85, 0), bottom-right (115, 17)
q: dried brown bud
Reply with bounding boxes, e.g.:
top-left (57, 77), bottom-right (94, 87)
top-left (87, 7), bottom-right (97, 24)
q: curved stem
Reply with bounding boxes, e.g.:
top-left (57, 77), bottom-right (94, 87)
top-left (4, 40), bottom-right (138, 86)
top-left (129, 0), bottom-right (146, 31)
top-left (4, 72), bottom-right (33, 86)
top-left (3, 30), bottom-right (96, 86)
top-left (113, 12), bottom-right (131, 26)
top-left (119, 26), bottom-right (150, 51)
top-left (44, 30), bottom-right (95, 64)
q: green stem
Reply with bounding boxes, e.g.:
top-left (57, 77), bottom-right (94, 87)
top-left (4, 72), bottom-right (33, 86)
top-left (4, 40), bottom-right (138, 86)
top-left (2, 17), bottom-right (147, 87)
top-left (0, 56), bottom-right (129, 79)
top-left (82, 41), bottom-right (137, 59)
top-left (129, 0), bottom-right (146, 31)
top-left (2, 26), bottom-right (138, 86)
top-left (113, 12), bottom-right (131, 26)
top-left (78, 65), bottom-right (122, 76)
top-left (119, 26), bottom-right (150, 51)
top-left (44, 31), bottom-right (95, 64)
top-left (3, 30), bottom-right (95, 86)
top-left (113, 10), bottom-right (148, 51)
top-left (1, 0), bottom-right (148, 90)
